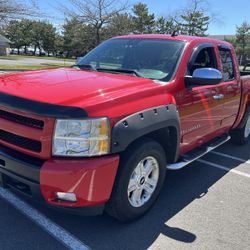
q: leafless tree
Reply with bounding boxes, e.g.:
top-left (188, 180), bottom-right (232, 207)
top-left (0, 0), bottom-right (41, 23)
top-left (59, 0), bottom-right (129, 45)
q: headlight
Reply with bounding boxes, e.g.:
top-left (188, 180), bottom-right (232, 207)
top-left (52, 117), bottom-right (110, 157)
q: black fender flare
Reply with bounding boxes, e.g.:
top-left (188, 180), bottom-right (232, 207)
top-left (111, 104), bottom-right (180, 161)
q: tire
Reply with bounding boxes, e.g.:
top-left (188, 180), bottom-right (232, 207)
top-left (231, 109), bottom-right (250, 145)
top-left (106, 137), bottom-right (166, 222)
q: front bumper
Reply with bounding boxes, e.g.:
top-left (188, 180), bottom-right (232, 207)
top-left (0, 145), bottom-right (119, 215)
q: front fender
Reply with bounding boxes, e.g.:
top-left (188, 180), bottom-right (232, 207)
top-left (111, 104), bottom-right (180, 159)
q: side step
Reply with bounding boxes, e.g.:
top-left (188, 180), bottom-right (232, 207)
top-left (167, 135), bottom-right (230, 170)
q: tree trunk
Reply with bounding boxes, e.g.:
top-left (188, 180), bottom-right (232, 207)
top-left (96, 28), bottom-right (100, 45)
top-left (33, 45), bottom-right (37, 55)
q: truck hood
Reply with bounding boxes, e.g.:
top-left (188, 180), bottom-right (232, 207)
top-left (0, 68), bottom-right (162, 106)
top-left (0, 68), bottom-right (174, 118)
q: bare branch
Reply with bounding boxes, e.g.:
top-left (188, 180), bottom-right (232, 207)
top-left (58, 0), bottom-right (129, 44)
top-left (59, 0), bottom-right (129, 24)
top-left (0, 0), bottom-right (44, 23)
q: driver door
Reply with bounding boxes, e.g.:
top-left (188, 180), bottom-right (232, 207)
top-left (176, 44), bottom-right (225, 153)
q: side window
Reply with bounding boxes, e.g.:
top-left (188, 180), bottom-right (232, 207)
top-left (219, 49), bottom-right (235, 81)
top-left (190, 47), bottom-right (217, 75)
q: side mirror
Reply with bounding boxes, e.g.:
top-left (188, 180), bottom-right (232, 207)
top-left (185, 68), bottom-right (222, 86)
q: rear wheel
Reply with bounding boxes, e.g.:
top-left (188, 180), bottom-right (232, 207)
top-left (106, 138), bottom-right (166, 221)
top-left (231, 110), bottom-right (250, 145)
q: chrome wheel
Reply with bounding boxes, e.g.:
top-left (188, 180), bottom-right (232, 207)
top-left (244, 115), bottom-right (250, 138)
top-left (127, 156), bottom-right (159, 208)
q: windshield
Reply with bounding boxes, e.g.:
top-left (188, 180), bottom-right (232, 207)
top-left (77, 38), bottom-right (185, 81)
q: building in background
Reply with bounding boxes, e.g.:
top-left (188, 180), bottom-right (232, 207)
top-left (208, 35), bottom-right (235, 41)
top-left (0, 35), bottom-right (11, 56)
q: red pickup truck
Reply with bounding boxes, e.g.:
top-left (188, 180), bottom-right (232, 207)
top-left (0, 34), bottom-right (250, 221)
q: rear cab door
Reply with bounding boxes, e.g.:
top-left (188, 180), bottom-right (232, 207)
top-left (217, 44), bottom-right (241, 129)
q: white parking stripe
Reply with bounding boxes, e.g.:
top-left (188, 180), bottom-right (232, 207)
top-left (210, 151), bottom-right (250, 164)
top-left (197, 159), bottom-right (250, 178)
top-left (0, 187), bottom-right (90, 250)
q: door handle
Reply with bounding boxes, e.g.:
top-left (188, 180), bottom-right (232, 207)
top-left (213, 94), bottom-right (224, 100)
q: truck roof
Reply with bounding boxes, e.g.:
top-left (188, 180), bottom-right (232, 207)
top-left (114, 34), bottom-right (232, 47)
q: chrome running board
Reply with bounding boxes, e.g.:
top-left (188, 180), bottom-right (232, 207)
top-left (167, 135), bottom-right (231, 170)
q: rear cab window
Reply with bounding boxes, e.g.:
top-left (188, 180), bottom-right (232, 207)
top-left (219, 48), bottom-right (235, 81)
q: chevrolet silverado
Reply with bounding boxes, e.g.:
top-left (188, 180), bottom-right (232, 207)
top-left (0, 34), bottom-right (250, 221)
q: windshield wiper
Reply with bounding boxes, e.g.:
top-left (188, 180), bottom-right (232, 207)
top-left (73, 65), bottom-right (142, 77)
top-left (72, 64), bottom-right (96, 71)
top-left (96, 68), bottom-right (141, 77)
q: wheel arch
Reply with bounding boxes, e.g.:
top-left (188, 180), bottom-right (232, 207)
top-left (111, 104), bottom-right (180, 163)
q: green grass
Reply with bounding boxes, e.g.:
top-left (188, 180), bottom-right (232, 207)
top-left (0, 54), bottom-right (75, 62)
top-left (0, 64), bottom-right (70, 71)
top-left (0, 56), bottom-right (16, 60)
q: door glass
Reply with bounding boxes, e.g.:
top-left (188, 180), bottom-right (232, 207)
top-left (219, 49), bottom-right (235, 81)
top-left (190, 47), bottom-right (217, 76)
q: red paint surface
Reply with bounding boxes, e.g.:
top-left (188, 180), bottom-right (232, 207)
top-left (0, 106), bottom-right (54, 159)
top-left (40, 155), bottom-right (119, 207)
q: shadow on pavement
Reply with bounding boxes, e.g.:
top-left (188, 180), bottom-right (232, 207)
top-left (214, 140), bottom-right (250, 163)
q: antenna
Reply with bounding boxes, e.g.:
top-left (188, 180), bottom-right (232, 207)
top-left (171, 30), bottom-right (178, 37)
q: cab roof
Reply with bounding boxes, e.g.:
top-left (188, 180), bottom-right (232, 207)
top-left (114, 34), bottom-right (232, 47)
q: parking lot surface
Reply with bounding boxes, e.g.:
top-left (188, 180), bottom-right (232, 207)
top-left (0, 139), bottom-right (250, 250)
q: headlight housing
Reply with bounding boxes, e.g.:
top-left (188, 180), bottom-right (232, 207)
top-left (52, 117), bottom-right (110, 157)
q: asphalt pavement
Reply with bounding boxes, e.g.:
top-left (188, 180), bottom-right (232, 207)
top-left (0, 139), bottom-right (249, 250)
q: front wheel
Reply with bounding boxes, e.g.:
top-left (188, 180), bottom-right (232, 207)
top-left (106, 138), bottom-right (166, 221)
top-left (231, 110), bottom-right (250, 145)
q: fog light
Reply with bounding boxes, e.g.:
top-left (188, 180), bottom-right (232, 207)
top-left (55, 192), bottom-right (77, 202)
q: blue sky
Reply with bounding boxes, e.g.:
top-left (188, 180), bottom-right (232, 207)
top-left (36, 0), bottom-right (250, 35)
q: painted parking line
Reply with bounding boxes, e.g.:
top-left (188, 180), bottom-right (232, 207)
top-left (0, 187), bottom-right (90, 250)
top-left (197, 159), bottom-right (250, 178)
top-left (209, 151), bottom-right (250, 164)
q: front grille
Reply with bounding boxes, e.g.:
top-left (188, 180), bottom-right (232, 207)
top-left (0, 129), bottom-right (41, 152)
top-left (0, 109), bottom-right (44, 129)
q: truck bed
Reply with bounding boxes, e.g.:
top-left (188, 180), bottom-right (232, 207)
top-left (240, 71), bottom-right (250, 76)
